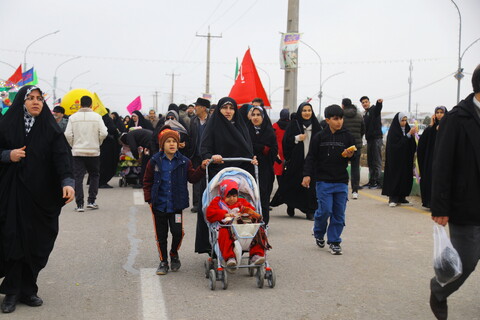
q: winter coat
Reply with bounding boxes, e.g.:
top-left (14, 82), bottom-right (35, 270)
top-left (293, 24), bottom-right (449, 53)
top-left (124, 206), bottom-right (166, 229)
top-left (342, 105), bottom-right (365, 149)
top-left (431, 93), bottom-right (480, 225)
top-left (363, 101), bottom-right (383, 141)
top-left (64, 108), bottom-right (108, 156)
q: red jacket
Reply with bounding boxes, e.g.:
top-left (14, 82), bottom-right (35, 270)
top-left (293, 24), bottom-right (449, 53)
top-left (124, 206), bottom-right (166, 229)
top-left (272, 122), bottom-right (286, 176)
top-left (206, 197), bottom-right (256, 223)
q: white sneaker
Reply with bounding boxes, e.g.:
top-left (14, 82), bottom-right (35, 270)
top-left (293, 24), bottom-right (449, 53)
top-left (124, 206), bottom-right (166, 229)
top-left (389, 202), bottom-right (397, 207)
top-left (352, 192), bottom-right (358, 200)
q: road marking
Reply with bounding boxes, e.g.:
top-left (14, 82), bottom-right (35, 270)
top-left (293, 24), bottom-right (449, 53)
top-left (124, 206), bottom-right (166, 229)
top-left (358, 190), bottom-right (430, 216)
top-left (134, 191), bottom-right (145, 205)
top-left (123, 207), bottom-right (141, 275)
top-left (140, 268), bottom-right (168, 320)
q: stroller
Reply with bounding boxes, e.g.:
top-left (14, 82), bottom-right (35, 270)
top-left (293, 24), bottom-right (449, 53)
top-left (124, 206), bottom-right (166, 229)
top-left (203, 158), bottom-right (276, 290)
top-left (118, 146), bottom-right (141, 187)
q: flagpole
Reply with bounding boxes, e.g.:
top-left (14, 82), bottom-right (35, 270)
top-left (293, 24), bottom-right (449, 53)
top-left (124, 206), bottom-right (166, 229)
top-left (23, 30), bottom-right (60, 71)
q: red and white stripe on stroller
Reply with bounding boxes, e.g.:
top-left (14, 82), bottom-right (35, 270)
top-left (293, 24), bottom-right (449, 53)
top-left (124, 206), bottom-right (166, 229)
top-left (202, 158), bottom-right (275, 290)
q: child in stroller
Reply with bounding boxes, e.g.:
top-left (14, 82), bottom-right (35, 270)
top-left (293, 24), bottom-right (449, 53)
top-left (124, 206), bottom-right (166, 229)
top-left (206, 179), bottom-right (267, 270)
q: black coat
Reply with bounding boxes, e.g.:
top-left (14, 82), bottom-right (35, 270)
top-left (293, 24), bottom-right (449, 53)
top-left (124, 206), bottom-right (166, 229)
top-left (99, 114), bottom-right (120, 185)
top-left (247, 107), bottom-right (278, 224)
top-left (0, 85), bottom-right (73, 277)
top-left (271, 103), bottom-right (321, 213)
top-left (431, 93), bottom-right (480, 225)
top-left (417, 123), bottom-right (439, 207)
top-left (363, 101), bottom-right (383, 141)
top-left (381, 113), bottom-right (416, 197)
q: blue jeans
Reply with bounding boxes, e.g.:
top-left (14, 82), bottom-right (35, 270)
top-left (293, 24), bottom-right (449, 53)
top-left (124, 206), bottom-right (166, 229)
top-left (313, 181), bottom-right (348, 244)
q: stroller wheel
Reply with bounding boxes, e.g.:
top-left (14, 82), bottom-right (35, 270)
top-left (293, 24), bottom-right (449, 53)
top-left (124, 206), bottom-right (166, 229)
top-left (220, 269), bottom-right (228, 290)
top-left (266, 267), bottom-right (276, 288)
top-left (204, 259), bottom-right (212, 279)
top-left (256, 267), bottom-right (265, 288)
top-left (208, 269), bottom-right (216, 290)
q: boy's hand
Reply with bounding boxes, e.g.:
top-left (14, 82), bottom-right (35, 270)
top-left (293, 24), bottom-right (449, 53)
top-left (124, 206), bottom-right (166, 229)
top-left (201, 159), bottom-right (209, 169)
top-left (251, 156), bottom-right (258, 166)
top-left (301, 176), bottom-right (311, 188)
top-left (212, 155), bottom-right (223, 164)
top-left (179, 142), bottom-right (186, 149)
top-left (343, 148), bottom-right (355, 158)
top-left (377, 99), bottom-right (383, 104)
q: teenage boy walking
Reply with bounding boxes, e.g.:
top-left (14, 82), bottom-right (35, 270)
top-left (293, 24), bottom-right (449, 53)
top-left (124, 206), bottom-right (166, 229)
top-left (302, 105), bottom-right (355, 255)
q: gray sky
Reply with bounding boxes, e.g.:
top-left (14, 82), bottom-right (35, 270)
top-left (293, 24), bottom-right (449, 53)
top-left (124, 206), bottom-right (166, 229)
top-left (1, 0), bottom-right (479, 118)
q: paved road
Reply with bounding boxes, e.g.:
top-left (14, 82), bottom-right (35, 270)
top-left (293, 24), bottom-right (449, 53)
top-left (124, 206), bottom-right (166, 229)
top-left (5, 176), bottom-right (479, 320)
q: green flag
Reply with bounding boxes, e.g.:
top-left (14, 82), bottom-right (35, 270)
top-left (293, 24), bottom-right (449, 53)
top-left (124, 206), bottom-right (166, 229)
top-left (234, 57), bottom-right (239, 80)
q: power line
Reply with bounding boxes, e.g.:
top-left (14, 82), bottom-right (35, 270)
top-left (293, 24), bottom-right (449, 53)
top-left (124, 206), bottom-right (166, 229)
top-left (384, 72), bottom-right (455, 100)
top-left (221, 0), bottom-right (260, 33)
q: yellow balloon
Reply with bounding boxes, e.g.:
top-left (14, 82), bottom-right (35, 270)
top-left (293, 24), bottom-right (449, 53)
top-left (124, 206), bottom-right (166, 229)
top-left (61, 88), bottom-right (93, 116)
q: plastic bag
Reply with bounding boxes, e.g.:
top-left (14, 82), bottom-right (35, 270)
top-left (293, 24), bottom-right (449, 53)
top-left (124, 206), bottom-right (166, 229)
top-left (433, 223), bottom-right (462, 287)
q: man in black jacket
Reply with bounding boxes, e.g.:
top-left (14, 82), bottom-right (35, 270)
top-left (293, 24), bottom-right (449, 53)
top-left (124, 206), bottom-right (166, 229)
top-left (429, 64), bottom-right (480, 320)
top-left (361, 96), bottom-right (383, 189)
top-left (342, 98), bottom-right (365, 199)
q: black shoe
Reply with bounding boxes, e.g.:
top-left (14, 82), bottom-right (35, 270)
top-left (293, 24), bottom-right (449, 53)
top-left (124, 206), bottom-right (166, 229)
top-left (190, 206), bottom-right (198, 213)
top-left (156, 261), bottom-right (169, 275)
top-left (369, 184), bottom-right (381, 190)
top-left (170, 255), bottom-right (181, 272)
top-left (329, 243), bottom-right (343, 255)
top-left (306, 213), bottom-right (314, 221)
top-left (429, 292), bottom-right (447, 320)
top-left (361, 183), bottom-right (371, 188)
top-left (19, 294), bottom-right (43, 307)
top-left (99, 184), bottom-right (113, 189)
top-left (287, 207), bottom-right (295, 217)
top-left (315, 238), bottom-right (325, 248)
top-left (1, 294), bottom-right (18, 313)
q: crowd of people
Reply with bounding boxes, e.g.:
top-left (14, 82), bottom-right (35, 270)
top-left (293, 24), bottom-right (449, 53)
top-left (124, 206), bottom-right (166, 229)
top-left (0, 64), bottom-right (479, 319)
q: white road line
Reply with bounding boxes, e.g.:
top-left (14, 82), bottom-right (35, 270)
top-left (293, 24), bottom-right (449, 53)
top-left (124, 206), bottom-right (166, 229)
top-left (123, 207), bottom-right (141, 275)
top-left (134, 191), bottom-right (145, 205)
top-left (140, 268), bottom-right (168, 320)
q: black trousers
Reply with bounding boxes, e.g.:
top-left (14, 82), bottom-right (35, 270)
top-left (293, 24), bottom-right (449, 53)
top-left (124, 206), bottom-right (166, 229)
top-left (350, 150), bottom-right (361, 192)
top-left (151, 209), bottom-right (184, 262)
top-left (367, 138), bottom-right (383, 185)
top-left (73, 156), bottom-right (100, 206)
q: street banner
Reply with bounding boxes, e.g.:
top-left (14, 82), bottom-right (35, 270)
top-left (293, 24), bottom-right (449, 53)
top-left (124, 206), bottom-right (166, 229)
top-left (228, 48), bottom-right (271, 108)
top-left (126, 96), bottom-right (142, 114)
top-left (280, 33), bottom-right (301, 70)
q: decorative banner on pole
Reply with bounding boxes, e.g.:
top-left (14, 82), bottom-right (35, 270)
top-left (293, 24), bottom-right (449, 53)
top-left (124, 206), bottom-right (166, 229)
top-left (6, 65), bottom-right (22, 86)
top-left (18, 67), bottom-right (35, 86)
top-left (92, 92), bottom-right (108, 116)
top-left (228, 48), bottom-right (271, 108)
top-left (126, 96), bottom-right (142, 114)
top-left (280, 33), bottom-right (301, 70)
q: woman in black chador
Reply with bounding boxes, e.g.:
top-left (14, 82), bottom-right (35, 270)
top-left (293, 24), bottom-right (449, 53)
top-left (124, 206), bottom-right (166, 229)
top-left (271, 102), bottom-right (321, 220)
top-left (195, 97), bottom-right (254, 254)
top-left (247, 106), bottom-right (278, 225)
top-left (128, 110), bottom-right (154, 131)
top-left (0, 85), bottom-right (74, 313)
top-left (417, 106), bottom-right (447, 208)
top-left (382, 112), bottom-right (417, 207)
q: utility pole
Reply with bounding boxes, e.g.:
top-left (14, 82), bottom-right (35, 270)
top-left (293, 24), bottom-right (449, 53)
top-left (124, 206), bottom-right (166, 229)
top-left (166, 72), bottom-right (180, 104)
top-left (196, 26), bottom-right (222, 97)
top-left (153, 91), bottom-right (159, 113)
top-left (283, 0), bottom-right (299, 113)
top-left (408, 59), bottom-right (413, 114)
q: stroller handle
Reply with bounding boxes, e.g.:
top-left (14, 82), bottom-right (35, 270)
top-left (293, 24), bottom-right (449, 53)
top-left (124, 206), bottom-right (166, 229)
top-left (205, 157), bottom-right (259, 189)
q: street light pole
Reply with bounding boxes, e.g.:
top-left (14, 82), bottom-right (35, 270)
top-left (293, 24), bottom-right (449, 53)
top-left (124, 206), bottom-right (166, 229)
top-left (54, 56), bottom-right (81, 103)
top-left (69, 70), bottom-right (90, 90)
top-left (300, 40), bottom-right (322, 116)
top-left (23, 30), bottom-right (60, 71)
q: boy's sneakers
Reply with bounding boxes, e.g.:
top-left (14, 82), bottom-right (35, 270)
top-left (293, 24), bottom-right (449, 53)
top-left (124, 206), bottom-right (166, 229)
top-left (369, 184), bottom-right (381, 190)
top-left (250, 255), bottom-right (265, 265)
top-left (86, 203), bottom-right (99, 210)
top-left (156, 261), bottom-right (169, 275)
top-left (170, 255), bottom-right (181, 272)
top-left (389, 202), bottom-right (397, 207)
top-left (75, 205), bottom-right (84, 212)
top-left (352, 192), bottom-right (358, 200)
top-left (315, 238), bottom-right (325, 248)
top-left (329, 243), bottom-right (343, 255)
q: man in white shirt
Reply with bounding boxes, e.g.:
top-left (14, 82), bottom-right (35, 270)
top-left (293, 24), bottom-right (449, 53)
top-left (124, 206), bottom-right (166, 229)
top-left (65, 96), bottom-right (108, 212)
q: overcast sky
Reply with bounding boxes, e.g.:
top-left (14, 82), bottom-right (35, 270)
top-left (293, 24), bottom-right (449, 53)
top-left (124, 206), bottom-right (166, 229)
top-left (1, 0), bottom-right (479, 118)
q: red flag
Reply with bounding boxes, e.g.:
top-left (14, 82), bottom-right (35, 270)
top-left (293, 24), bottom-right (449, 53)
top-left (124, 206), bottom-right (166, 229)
top-left (6, 65), bottom-right (22, 86)
top-left (126, 96), bottom-right (142, 114)
top-left (228, 49), bottom-right (271, 108)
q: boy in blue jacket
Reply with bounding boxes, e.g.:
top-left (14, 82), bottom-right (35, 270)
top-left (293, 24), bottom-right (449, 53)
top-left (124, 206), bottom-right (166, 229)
top-left (302, 105), bottom-right (356, 255)
top-left (144, 127), bottom-right (208, 275)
